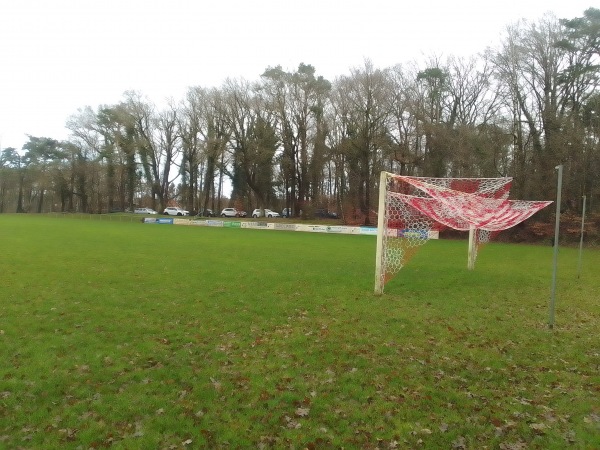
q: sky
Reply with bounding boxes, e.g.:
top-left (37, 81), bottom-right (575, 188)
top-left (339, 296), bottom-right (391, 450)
top-left (0, 0), bottom-right (594, 152)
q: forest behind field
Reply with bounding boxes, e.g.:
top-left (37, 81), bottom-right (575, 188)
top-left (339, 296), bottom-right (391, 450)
top-left (1, 9), bottom-right (598, 235)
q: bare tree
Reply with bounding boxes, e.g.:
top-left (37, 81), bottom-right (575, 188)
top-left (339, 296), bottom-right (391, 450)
top-left (180, 87), bottom-right (230, 214)
top-left (124, 91), bottom-right (180, 211)
top-left (333, 60), bottom-right (392, 224)
top-left (66, 106), bottom-right (109, 212)
top-left (260, 64), bottom-right (331, 216)
top-left (491, 13), bottom-right (598, 204)
top-left (221, 78), bottom-right (279, 209)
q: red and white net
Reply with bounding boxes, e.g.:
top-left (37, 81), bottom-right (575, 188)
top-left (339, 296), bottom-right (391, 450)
top-left (378, 174), bottom-right (552, 289)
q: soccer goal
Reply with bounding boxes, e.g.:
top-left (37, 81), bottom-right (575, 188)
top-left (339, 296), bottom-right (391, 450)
top-left (374, 171), bottom-right (552, 294)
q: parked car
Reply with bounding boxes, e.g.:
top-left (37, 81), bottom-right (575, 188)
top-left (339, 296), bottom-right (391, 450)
top-left (252, 208), bottom-right (280, 218)
top-left (163, 207), bottom-right (189, 216)
top-left (196, 208), bottom-right (215, 217)
top-left (221, 207), bottom-right (244, 217)
top-left (315, 209), bottom-right (338, 219)
top-left (134, 207), bottom-right (157, 214)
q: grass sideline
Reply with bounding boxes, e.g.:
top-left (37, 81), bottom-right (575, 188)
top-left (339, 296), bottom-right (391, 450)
top-left (0, 214), bottom-right (598, 449)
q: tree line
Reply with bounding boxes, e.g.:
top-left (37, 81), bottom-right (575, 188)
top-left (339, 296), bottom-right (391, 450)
top-left (1, 9), bottom-right (598, 224)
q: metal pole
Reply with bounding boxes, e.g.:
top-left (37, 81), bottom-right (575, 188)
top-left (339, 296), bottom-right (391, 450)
top-left (577, 195), bottom-right (586, 278)
top-left (549, 165), bottom-right (563, 329)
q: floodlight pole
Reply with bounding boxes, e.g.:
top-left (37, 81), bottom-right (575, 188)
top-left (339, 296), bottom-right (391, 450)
top-left (577, 195), bottom-right (586, 278)
top-left (549, 164), bottom-right (563, 329)
top-left (374, 171), bottom-right (388, 295)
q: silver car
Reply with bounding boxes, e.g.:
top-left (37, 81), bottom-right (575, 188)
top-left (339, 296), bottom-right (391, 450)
top-left (264, 209), bottom-right (280, 218)
top-left (163, 207), bottom-right (189, 216)
top-left (134, 207), bottom-right (157, 214)
top-left (221, 208), bottom-right (242, 217)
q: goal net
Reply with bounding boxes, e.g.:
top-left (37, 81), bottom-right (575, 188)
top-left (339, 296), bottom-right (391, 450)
top-left (374, 172), bottom-right (552, 294)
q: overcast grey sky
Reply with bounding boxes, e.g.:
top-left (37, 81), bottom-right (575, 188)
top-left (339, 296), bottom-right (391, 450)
top-left (0, 0), bottom-right (594, 151)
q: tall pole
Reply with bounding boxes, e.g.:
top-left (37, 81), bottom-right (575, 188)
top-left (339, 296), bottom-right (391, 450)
top-left (577, 195), bottom-right (586, 278)
top-left (549, 165), bottom-right (563, 329)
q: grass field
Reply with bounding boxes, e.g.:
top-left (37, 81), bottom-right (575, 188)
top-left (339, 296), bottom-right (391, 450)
top-left (0, 214), bottom-right (598, 449)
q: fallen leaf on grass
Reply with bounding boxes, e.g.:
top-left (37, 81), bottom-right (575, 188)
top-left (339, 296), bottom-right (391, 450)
top-left (584, 413), bottom-right (600, 423)
top-left (529, 423), bottom-right (546, 434)
top-left (499, 441), bottom-right (527, 450)
top-left (295, 407), bottom-right (310, 417)
top-left (58, 428), bottom-right (78, 441)
top-left (210, 377), bottom-right (222, 391)
top-left (284, 416), bottom-right (302, 429)
top-left (452, 436), bottom-right (466, 449)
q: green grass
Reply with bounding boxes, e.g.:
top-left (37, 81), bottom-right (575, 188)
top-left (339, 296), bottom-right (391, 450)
top-left (0, 214), bottom-right (598, 449)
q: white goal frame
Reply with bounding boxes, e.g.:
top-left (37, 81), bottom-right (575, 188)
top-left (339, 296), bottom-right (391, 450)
top-left (374, 171), bottom-right (552, 295)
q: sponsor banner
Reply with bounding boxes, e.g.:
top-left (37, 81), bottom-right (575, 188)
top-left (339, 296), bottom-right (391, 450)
top-left (360, 226), bottom-right (378, 235)
top-left (324, 225), bottom-right (360, 234)
top-left (223, 221), bottom-right (241, 228)
top-left (293, 224), bottom-right (309, 233)
top-left (143, 217), bottom-right (174, 224)
top-left (242, 221), bottom-right (271, 229)
top-left (342, 226), bottom-right (362, 235)
top-left (296, 224), bottom-right (328, 233)
top-left (397, 229), bottom-right (428, 239)
top-left (273, 223), bottom-right (297, 231)
top-left (168, 219), bottom-right (437, 239)
top-left (383, 228), bottom-right (437, 239)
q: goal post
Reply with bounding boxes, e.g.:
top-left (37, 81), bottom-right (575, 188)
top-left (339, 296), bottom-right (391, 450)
top-left (374, 171), bottom-right (436, 295)
top-left (373, 171), bottom-right (552, 294)
top-left (374, 171), bottom-right (388, 295)
top-left (467, 226), bottom-right (476, 271)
